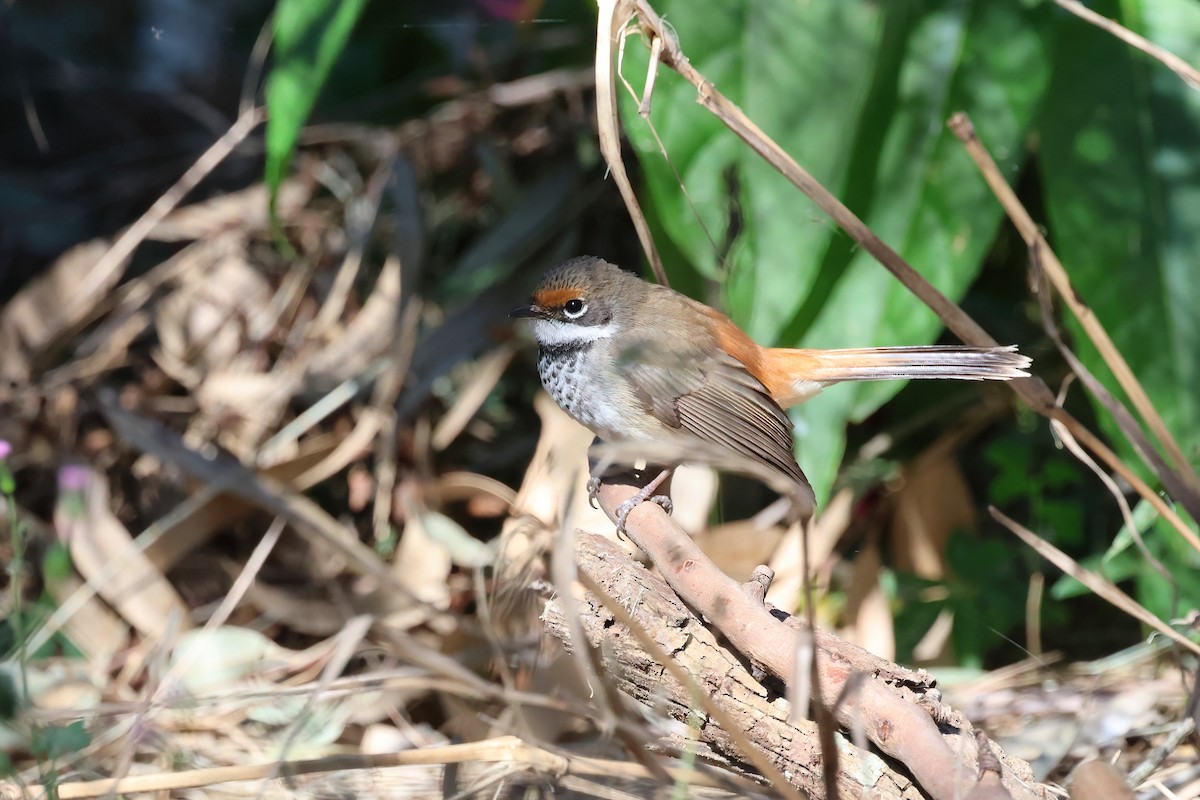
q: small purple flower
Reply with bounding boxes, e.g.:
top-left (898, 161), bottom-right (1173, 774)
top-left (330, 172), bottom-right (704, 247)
top-left (57, 464), bottom-right (91, 493)
top-left (0, 440), bottom-right (11, 461)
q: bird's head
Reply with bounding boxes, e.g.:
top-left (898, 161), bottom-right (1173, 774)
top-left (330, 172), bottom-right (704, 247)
top-left (510, 256), bottom-right (632, 348)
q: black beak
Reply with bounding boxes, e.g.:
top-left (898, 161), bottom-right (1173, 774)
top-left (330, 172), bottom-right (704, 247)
top-left (509, 305), bottom-right (543, 319)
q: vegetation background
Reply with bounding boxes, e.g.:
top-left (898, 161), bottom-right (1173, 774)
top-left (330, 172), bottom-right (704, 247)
top-left (1, 0), bottom-right (1198, 793)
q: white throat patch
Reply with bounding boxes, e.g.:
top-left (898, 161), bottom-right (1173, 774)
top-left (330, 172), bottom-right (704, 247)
top-left (531, 318), bottom-right (616, 347)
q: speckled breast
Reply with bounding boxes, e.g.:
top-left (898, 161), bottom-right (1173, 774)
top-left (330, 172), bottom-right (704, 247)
top-left (537, 346), bottom-right (590, 423)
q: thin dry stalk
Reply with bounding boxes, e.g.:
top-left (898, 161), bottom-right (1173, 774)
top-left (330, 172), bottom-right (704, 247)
top-left (1054, 0), bottom-right (1200, 92)
top-left (8, 736), bottom-right (742, 800)
top-left (1129, 717), bottom-right (1198, 787)
top-left (95, 390), bottom-right (404, 589)
top-left (1030, 266), bottom-right (1178, 597)
top-left (948, 113), bottom-right (1200, 518)
top-left (310, 151), bottom-right (398, 337)
top-left (988, 508), bottom-right (1200, 658)
top-left (546, 487), bottom-right (678, 786)
top-left (595, 0), bottom-right (666, 285)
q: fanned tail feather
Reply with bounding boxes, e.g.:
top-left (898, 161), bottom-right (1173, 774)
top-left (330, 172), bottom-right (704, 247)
top-left (763, 345), bottom-right (1031, 407)
top-left (805, 344), bottom-right (1031, 382)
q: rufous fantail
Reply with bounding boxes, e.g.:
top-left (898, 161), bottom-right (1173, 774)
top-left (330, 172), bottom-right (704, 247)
top-left (511, 256), bottom-right (1029, 526)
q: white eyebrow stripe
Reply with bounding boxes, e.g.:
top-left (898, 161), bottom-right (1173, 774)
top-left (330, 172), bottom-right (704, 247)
top-left (531, 319), bottom-right (616, 345)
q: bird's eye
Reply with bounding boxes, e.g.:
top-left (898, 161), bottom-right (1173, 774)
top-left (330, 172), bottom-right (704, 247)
top-left (563, 298), bottom-right (587, 318)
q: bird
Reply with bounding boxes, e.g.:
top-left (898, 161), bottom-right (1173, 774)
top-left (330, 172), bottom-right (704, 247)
top-left (510, 256), bottom-right (1030, 530)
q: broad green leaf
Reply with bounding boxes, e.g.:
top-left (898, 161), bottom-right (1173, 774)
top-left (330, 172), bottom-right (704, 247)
top-left (622, 1), bottom-right (1051, 499)
top-left (31, 721), bottom-right (90, 760)
top-left (1039, 0), bottom-right (1200, 488)
top-left (266, 0), bottom-right (369, 215)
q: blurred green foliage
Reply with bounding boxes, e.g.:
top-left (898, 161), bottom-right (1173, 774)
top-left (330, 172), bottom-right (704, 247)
top-left (609, 0), bottom-right (1199, 659)
top-left (266, 0), bottom-right (370, 220)
top-left (893, 533), bottom-right (1046, 669)
top-left (1039, 0), bottom-right (1200, 490)
top-left (620, 0), bottom-right (1055, 500)
top-left (617, 0), bottom-right (1200, 503)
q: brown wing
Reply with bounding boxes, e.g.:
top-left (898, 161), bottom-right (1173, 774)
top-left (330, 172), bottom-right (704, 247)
top-left (616, 338), bottom-right (815, 510)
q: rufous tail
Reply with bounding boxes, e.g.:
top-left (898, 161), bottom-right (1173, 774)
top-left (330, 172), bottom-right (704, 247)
top-left (764, 345), bottom-right (1031, 408)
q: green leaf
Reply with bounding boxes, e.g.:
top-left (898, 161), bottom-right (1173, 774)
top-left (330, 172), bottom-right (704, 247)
top-left (622, 0), bottom-right (1051, 499)
top-left (31, 721), bottom-right (90, 761)
top-left (266, 0), bottom-right (369, 217)
top-left (1039, 0), bottom-right (1200, 483)
top-left (0, 668), bottom-right (16, 720)
top-left (41, 542), bottom-right (72, 583)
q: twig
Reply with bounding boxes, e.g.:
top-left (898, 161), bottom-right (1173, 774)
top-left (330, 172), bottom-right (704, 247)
top-left (1030, 259), bottom-right (1180, 599)
top-left (1054, 0), bottom-right (1200, 92)
top-left (548, 469), bottom-right (673, 785)
top-left (948, 113), bottom-right (1200, 519)
top-left (240, 12), bottom-right (275, 116)
top-left (989, 507), bottom-right (1200, 658)
top-left (551, 535), bottom-right (914, 798)
top-left (7, 736), bottom-right (738, 800)
top-left (1128, 716), bottom-right (1196, 787)
top-left (575, 570), bottom-right (806, 800)
top-left (595, 0), bottom-right (667, 285)
top-left (309, 150), bottom-right (398, 337)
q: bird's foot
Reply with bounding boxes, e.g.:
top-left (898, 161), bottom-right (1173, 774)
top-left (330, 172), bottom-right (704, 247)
top-left (586, 475), bottom-right (602, 509)
top-left (614, 493), bottom-right (673, 538)
top-left (612, 468), bottom-right (674, 538)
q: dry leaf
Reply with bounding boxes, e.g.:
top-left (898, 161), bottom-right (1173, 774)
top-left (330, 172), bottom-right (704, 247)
top-left (890, 449), bottom-right (977, 579)
top-left (53, 464), bottom-right (190, 640)
top-left (147, 180), bottom-right (312, 242)
top-left (0, 239), bottom-right (126, 381)
top-left (838, 543), bottom-right (895, 660)
top-left (393, 491), bottom-right (454, 609)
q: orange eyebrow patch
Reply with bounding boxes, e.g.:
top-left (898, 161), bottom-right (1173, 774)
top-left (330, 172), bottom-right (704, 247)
top-left (533, 288), bottom-right (582, 308)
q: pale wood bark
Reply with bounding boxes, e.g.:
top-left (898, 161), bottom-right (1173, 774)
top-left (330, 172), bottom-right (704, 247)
top-left (544, 472), bottom-right (1050, 800)
top-left (544, 533), bottom-right (925, 799)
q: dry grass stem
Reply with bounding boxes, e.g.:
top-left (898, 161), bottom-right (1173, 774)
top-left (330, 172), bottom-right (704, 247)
top-left (989, 507), bottom-right (1200, 658)
top-left (10, 736), bottom-right (730, 800)
top-left (595, 0), bottom-right (667, 285)
top-left (1055, 0), bottom-right (1200, 92)
top-left (948, 113), bottom-right (1200, 518)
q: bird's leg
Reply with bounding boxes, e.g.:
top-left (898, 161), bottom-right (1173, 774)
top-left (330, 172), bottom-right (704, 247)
top-left (613, 467), bottom-right (674, 537)
top-left (585, 437), bottom-right (606, 509)
top-left (585, 438), bottom-right (674, 536)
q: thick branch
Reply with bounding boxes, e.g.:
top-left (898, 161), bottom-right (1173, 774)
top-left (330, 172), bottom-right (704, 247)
top-left (544, 532), bottom-right (923, 799)
top-left (591, 473), bottom-right (1045, 800)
